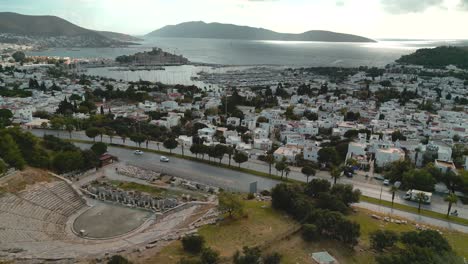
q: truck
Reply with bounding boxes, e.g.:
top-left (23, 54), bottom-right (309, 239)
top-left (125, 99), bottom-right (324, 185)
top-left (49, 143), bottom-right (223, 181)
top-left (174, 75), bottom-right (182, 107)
top-left (404, 189), bottom-right (432, 204)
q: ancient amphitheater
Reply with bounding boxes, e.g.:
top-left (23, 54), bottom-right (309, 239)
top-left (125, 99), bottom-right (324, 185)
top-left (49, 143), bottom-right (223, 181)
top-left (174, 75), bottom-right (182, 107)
top-left (0, 169), bottom-right (217, 262)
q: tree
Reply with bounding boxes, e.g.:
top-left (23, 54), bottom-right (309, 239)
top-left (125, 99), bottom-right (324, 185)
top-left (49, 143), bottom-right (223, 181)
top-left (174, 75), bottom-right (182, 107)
top-left (391, 130), bottom-right (407, 142)
top-left (233, 246), bottom-right (261, 264)
top-left (106, 128), bottom-right (116, 144)
top-left (12, 51), bottom-right (26, 62)
top-left (301, 166), bottom-right (316, 183)
top-left (181, 234), bottom-right (205, 254)
top-left (91, 142), bottom-right (107, 156)
top-left (400, 230), bottom-right (451, 253)
top-left (225, 146), bottom-right (234, 166)
top-left (52, 151), bottom-right (84, 174)
top-left (370, 230), bottom-right (399, 251)
top-left (305, 178), bottom-right (331, 197)
top-left (275, 158), bottom-right (287, 179)
top-left (130, 133), bottom-right (146, 148)
top-left (0, 109), bottom-right (13, 128)
top-left (85, 127), bottom-right (100, 142)
top-left (302, 224), bottom-right (318, 241)
top-left (265, 153), bottom-right (275, 176)
top-left (0, 133), bottom-right (26, 170)
top-left (233, 152), bottom-right (248, 168)
top-left (0, 158), bottom-right (7, 175)
top-left (107, 255), bottom-right (131, 264)
top-left (200, 247), bottom-right (220, 264)
top-left (218, 192), bottom-right (244, 218)
top-left (163, 137), bottom-right (178, 154)
top-left (389, 185), bottom-right (399, 208)
top-left (415, 192), bottom-right (428, 213)
top-left (318, 147), bottom-right (340, 166)
top-left (402, 169), bottom-right (435, 192)
top-left (263, 252), bottom-right (282, 264)
top-left (444, 193), bottom-right (458, 217)
top-left (330, 166), bottom-right (342, 185)
top-left (330, 184), bottom-right (361, 206)
top-left (284, 166), bottom-right (291, 180)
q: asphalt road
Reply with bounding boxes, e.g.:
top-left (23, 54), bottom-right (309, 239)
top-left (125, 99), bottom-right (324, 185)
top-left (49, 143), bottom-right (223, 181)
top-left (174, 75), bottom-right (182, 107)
top-left (30, 129), bottom-right (467, 219)
top-left (74, 142), bottom-right (279, 193)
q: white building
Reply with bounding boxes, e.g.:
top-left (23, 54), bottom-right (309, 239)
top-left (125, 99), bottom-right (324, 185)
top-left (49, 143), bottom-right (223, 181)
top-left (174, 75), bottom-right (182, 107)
top-left (303, 141), bottom-right (321, 162)
top-left (274, 146), bottom-right (301, 162)
top-left (375, 148), bottom-right (405, 167)
top-left (253, 138), bottom-right (272, 151)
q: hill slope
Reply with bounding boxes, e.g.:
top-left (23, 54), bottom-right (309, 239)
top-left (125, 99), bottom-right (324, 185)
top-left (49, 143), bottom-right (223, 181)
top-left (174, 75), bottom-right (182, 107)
top-left (0, 12), bottom-right (139, 47)
top-left (396, 46), bottom-right (468, 69)
top-left (146, 21), bottom-right (376, 43)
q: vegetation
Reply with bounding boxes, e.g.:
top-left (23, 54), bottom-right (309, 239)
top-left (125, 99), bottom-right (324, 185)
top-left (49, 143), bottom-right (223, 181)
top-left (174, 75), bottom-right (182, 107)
top-left (181, 235), bottom-right (205, 254)
top-left (376, 230), bottom-right (463, 264)
top-left (0, 128), bottom-right (99, 174)
top-left (218, 192), bottom-right (245, 218)
top-left (397, 46), bottom-right (468, 69)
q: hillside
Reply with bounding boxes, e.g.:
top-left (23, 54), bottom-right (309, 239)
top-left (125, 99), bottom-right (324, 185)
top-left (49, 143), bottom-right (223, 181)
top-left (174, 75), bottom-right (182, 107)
top-left (96, 31), bottom-right (143, 42)
top-left (0, 12), bottom-right (139, 47)
top-left (146, 21), bottom-right (376, 43)
top-left (396, 46), bottom-right (468, 69)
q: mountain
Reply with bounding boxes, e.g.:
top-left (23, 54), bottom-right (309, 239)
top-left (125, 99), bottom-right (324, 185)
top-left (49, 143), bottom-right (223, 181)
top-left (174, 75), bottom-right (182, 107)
top-left (0, 12), bottom-right (140, 47)
top-left (396, 46), bottom-right (468, 69)
top-left (95, 31), bottom-right (143, 42)
top-left (146, 21), bottom-right (376, 43)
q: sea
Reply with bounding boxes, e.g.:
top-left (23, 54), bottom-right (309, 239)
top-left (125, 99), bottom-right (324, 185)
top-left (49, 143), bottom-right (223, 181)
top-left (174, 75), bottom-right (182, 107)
top-left (28, 37), bottom-right (466, 85)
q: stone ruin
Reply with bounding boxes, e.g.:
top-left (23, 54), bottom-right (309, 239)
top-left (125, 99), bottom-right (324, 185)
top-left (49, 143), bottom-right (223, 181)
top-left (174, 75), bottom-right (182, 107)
top-left (84, 184), bottom-right (178, 212)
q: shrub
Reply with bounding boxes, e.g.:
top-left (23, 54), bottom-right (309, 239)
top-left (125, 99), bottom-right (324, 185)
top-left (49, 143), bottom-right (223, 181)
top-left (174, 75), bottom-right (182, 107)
top-left (181, 235), bottom-right (205, 254)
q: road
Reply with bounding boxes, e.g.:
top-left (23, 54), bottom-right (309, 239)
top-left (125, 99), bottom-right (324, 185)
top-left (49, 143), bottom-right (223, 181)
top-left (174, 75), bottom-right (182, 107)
top-left (30, 129), bottom-right (468, 219)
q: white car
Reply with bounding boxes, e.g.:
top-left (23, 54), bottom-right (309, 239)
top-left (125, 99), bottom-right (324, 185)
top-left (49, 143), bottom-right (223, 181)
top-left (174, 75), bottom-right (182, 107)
top-left (160, 156), bottom-right (170, 162)
top-left (134, 150), bottom-right (144, 155)
top-left (383, 179), bottom-right (390, 186)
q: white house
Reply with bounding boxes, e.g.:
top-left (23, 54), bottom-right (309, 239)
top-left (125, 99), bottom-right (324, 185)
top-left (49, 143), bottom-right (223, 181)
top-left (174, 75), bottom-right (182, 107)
top-left (161, 100), bottom-right (179, 111)
top-left (274, 146), bottom-right (301, 162)
top-left (375, 148), bottom-right (405, 167)
top-left (226, 117), bottom-right (241, 127)
top-left (253, 138), bottom-right (272, 151)
top-left (303, 141), bottom-right (321, 162)
top-left (434, 159), bottom-right (457, 174)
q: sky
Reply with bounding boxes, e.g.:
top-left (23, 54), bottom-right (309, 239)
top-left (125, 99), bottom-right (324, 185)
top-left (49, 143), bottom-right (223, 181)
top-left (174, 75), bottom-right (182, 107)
top-left (0, 0), bottom-right (467, 39)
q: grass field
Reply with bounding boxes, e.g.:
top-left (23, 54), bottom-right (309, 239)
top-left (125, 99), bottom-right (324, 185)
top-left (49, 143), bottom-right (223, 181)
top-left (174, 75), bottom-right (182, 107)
top-left (361, 195), bottom-right (468, 226)
top-left (138, 199), bottom-right (468, 264)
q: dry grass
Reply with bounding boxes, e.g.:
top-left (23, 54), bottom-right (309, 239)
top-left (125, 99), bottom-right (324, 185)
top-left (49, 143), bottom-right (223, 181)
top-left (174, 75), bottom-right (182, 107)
top-left (0, 167), bottom-right (54, 193)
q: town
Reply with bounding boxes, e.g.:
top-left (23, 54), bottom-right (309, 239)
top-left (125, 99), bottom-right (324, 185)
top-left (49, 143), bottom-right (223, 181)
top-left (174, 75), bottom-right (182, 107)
top-left (1, 45), bottom-right (468, 264)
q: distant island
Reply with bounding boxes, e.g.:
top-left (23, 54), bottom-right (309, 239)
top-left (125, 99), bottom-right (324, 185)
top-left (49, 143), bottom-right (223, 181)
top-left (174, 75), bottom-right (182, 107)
top-left (116, 48), bottom-right (189, 65)
top-left (397, 46), bottom-right (468, 69)
top-left (0, 12), bottom-right (142, 48)
top-left (146, 21), bottom-right (376, 43)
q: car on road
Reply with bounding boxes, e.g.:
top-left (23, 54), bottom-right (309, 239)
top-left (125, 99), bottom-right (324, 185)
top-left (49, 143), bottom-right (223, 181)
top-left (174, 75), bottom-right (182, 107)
top-left (383, 179), bottom-right (390, 186)
top-left (134, 150), bottom-right (144, 155)
top-left (160, 156), bottom-right (170, 162)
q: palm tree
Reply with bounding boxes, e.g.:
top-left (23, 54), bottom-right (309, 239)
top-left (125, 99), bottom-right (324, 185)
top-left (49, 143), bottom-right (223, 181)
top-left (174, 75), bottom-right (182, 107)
top-left (444, 193), bottom-right (458, 217)
top-left (416, 192), bottom-right (428, 213)
top-left (330, 166), bottom-right (342, 185)
top-left (266, 154), bottom-right (275, 176)
top-left (389, 185), bottom-right (399, 208)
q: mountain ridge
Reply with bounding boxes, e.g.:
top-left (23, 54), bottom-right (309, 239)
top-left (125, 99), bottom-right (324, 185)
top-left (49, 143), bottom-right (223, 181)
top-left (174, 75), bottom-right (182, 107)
top-left (0, 12), bottom-right (141, 47)
top-left (146, 21), bottom-right (376, 43)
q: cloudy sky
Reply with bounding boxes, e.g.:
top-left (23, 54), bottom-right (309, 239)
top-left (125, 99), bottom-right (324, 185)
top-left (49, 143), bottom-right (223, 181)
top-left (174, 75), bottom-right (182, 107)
top-left (1, 0), bottom-right (467, 39)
